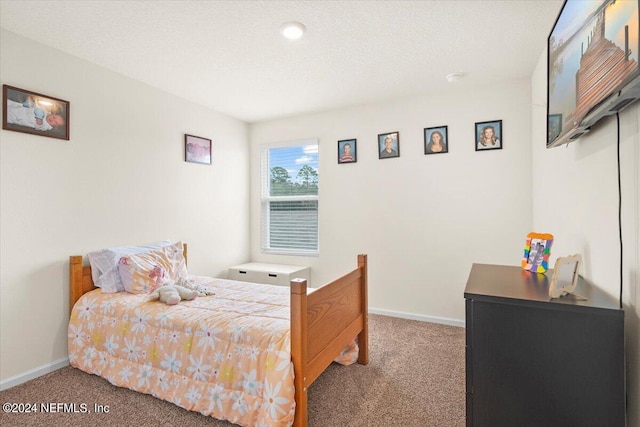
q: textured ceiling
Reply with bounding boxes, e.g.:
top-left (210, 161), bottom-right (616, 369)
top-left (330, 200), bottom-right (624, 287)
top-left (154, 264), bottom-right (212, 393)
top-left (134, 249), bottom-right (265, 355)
top-left (0, 0), bottom-right (563, 123)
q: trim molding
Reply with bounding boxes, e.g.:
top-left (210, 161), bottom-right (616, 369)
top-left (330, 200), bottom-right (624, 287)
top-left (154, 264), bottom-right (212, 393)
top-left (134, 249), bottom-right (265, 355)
top-left (0, 357), bottom-right (69, 391)
top-left (369, 307), bottom-right (465, 328)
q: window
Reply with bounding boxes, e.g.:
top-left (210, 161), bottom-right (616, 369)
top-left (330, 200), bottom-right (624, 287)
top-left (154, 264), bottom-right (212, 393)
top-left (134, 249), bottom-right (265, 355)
top-left (261, 139), bottom-right (319, 255)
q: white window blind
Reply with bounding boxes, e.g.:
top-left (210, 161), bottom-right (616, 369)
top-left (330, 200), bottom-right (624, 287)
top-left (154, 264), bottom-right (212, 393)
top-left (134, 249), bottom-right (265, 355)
top-left (261, 140), bottom-right (319, 255)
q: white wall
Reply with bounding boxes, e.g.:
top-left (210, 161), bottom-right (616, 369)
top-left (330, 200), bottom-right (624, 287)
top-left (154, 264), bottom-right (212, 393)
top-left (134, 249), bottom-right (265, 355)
top-left (250, 79), bottom-right (534, 322)
top-left (5, 25), bottom-right (636, 425)
top-left (531, 50), bottom-right (640, 427)
top-left (0, 29), bottom-right (251, 383)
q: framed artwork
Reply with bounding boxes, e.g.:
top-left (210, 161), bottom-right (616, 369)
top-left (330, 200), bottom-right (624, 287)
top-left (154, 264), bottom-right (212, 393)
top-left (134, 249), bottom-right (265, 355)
top-left (475, 119), bottom-right (502, 151)
top-left (378, 131), bottom-right (400, 159)
top-left (424, 125), bottom-right (448, 155)
top-left (185, 134), bottom-right (212, 165)
top-left (337, 139), bottom-right (357, 164)
top-left (2, 84), bottom-right (70, 141)
top-left (549, 254), bottom-right (583, 299)
top-left (547, 113), bottom-right (562, 144)
top-left (521, 232), bottom-right (554, 273)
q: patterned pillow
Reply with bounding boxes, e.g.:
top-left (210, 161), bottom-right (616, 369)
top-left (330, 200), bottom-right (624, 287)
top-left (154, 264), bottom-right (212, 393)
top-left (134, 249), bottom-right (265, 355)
top-left (87, 240), bottom-right (172, 293)
top-left (117, 241), bottom-right (188, 294)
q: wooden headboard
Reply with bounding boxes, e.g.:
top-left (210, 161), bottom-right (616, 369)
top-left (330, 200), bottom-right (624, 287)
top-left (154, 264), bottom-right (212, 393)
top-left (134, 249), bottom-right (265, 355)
top-left (69, 243), bottom-right (187, 315)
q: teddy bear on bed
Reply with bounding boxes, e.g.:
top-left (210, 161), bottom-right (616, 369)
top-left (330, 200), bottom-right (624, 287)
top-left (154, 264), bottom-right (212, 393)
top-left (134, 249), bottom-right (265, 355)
top-left (148, 282), bottom-right (199, 305)
top-left (147, 275), bottom-right (214, 305)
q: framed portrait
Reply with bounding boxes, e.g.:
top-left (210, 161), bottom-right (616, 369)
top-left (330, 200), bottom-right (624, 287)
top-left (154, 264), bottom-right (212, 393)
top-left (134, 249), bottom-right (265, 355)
top-left (521, 232), bottom-right (554, 273)
top-left (549, 254), bottom-right (583, 299)
top-left (547, 113), bottom-right (562, 144)
top-left (475, 119), bottom-right (502, 151)
top-left (337, 139), bottom-right (357, 164)
top-left (424, 125), bottom-right (448, 155)
top-left (185, 134), bottom-right (212, 165)
top-left (2, 85), bottom-right (70, 141)
top-left (378, 131), bottom-right (400, 159)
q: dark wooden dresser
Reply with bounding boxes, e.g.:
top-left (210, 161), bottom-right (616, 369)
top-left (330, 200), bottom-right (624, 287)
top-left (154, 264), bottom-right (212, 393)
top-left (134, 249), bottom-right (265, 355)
top-left (464, 263), bottom-right (625, 427)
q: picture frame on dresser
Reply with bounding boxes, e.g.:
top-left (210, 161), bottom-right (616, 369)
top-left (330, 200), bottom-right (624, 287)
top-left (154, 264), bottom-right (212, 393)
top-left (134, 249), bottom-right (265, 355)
top-left (521, 232), bottom-right (553, 273)
top-left (548, 254), bottom-right (583, 299)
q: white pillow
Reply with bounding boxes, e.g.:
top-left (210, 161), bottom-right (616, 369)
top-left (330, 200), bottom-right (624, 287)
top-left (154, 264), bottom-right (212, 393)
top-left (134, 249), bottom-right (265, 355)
top-left (87, 241), bottom-right (172, 293)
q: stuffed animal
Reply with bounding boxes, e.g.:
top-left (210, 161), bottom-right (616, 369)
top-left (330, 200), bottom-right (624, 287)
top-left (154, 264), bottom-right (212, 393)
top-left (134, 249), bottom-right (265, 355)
top-left (146, 275), bottom-right (215, 305)
top-left (176, 276), bottom-right (216, 297)
top-left (148, 284), bottom-right (198, 305)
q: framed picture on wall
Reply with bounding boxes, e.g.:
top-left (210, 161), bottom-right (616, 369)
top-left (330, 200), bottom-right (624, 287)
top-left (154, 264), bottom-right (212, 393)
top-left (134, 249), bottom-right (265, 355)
top-left (185, 134), bottom-right (212, 165)
top-left (338, 139), bottom-right (357, 164)
top-left (424, 125), bottom-right (448, 155)
top-left (475, 119), bottom-right (502, 151)
top-left (378, 131), bottom-right (400, 159)
top-left (548, 114), bottom-right (562, 144)
top-left (2, 84), bottom-right (70, 141)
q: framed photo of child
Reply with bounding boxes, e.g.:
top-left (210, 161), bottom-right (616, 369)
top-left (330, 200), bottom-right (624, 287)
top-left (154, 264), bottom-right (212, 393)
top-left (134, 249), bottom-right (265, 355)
top-left (378, 132), bottom-right (400, 159)
top-left (475, 119), bottom-right (502, 151)
top-left (338, 139), bottom-right (357, 164)
top-left (2, 85), bottom-right (70, 141)
top-left (424, 125), bottom-right (448, 155)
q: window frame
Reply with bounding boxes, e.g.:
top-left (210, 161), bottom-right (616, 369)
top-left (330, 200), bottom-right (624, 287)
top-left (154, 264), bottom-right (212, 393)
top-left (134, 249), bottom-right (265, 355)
top-left (260, 139), bottom-right (319, 256)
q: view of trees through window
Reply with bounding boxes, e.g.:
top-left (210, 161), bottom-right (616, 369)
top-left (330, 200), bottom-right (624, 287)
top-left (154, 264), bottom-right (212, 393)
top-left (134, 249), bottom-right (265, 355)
top-left (270, 164), bottom-right (318, 196)
top-left (263, 144), bottom-right (319, 253)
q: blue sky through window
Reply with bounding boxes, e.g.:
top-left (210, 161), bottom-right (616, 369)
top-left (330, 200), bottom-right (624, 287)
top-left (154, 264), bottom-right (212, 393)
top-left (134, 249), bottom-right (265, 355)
top-left (269, 144), bottom-right (319, 183)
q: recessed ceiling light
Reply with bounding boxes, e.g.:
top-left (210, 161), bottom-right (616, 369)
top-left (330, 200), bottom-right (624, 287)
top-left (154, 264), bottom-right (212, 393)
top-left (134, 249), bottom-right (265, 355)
top-left (446, 72), bottom-right (464, 83)
top-left (280, 22), bottom-right (306, 40)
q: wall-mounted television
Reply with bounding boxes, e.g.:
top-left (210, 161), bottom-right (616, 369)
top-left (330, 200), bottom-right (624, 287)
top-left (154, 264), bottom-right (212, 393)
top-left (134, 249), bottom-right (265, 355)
top-left (547, 0), bottom-right (640, 148)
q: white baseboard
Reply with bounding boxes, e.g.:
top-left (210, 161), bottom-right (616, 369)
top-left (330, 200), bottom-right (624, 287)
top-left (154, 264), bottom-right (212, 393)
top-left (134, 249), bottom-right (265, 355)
top-left (369, 307), bottom-right (465, 328)
top-left (0, 357), bottom-right (69, 391)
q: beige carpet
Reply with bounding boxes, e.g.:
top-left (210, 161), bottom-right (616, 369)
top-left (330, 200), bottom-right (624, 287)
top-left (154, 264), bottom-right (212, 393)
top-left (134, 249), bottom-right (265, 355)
top-left (0, 314), bottom-right (465, 426)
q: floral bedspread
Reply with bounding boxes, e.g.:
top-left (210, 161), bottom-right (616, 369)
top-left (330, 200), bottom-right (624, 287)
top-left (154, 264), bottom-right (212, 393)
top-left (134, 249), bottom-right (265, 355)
top-left (69, 276), bottom-right (340, 426)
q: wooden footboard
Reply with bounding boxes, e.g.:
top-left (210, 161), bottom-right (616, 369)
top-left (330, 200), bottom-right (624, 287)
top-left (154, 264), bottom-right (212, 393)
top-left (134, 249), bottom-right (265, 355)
top-left (290, 254), bottom-right (369, 427)
top-left (68, 247), bottom-right (368, 427)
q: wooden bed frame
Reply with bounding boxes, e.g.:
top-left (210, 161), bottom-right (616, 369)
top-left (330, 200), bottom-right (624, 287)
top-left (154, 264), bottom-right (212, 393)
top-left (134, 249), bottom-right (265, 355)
top-left (69, 243), bottom-right (368, 427)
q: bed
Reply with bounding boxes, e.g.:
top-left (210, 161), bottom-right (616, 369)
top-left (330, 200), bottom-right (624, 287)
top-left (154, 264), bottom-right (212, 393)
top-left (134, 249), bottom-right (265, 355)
top-left (68, 243), bottom-right (368, 427)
